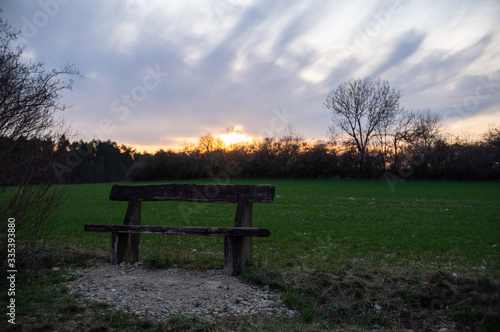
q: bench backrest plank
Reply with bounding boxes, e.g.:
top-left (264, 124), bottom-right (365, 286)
top-left (109, 183), bottom-right (275, 203)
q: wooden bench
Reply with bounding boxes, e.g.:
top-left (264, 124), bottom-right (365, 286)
top-left (84, 183), bottom-right (275, 275)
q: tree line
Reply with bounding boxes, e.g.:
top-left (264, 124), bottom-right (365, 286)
top-left (133, 126), bottom-right (500, 181)
top-left (3, 124), bottom-right (498, 186)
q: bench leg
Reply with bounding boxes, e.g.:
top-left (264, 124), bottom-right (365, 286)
top-left (241, 237), bottom-right (252, 265)
top-left (224, 236), bottom-right (244, 276)
top-left (110, 232), bottom-right (140, 265)
top-left (111, 232), bottom-right (127, 264)
top-left (234, 194), bottom-right (253, 267)
top-left (113, 195), bottom-right (141, 265)
top-left (127, 233), bottom-right (140, 263)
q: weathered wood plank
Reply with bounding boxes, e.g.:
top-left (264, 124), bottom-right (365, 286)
top-left (123, 196), bottom-right (141, 264)
top-left (109, 184), bottom-right (275, 203)
top-left (111, 232), bottom-right (128, 265)
top-left (84, 224), bottom-right (271, 237)
top-left (224, 236), bottom-right (242, 276)
top-left (233, 194), bottom-right (253, 264)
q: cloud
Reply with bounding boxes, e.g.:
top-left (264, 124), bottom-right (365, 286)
top-left (386, 33), bottom-right (499, 123)
top-left (2, 0), bottom-right (499, 148)
top-left (371, 30), bottom-right (426, 78)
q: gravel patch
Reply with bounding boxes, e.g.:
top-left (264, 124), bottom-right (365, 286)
top-left (64, 262), bottom-right (296, 323)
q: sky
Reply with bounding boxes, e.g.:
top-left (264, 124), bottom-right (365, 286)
top-left (2, 0), bottom-right (500, 152)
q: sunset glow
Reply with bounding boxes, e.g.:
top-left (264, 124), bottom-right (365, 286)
top-left (219, 132), bottom-right (252, 147)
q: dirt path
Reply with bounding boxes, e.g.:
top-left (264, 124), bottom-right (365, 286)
top-left (64, 262), bottom-right (296, 323)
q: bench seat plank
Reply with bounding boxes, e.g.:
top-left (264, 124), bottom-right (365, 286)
top-left (84, 224), bottom-right (270, 237)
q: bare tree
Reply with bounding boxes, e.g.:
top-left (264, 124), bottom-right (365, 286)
top-left (198, 133), bottom-right (225, 153)
top-left (0, 21), bottom-right (80, 255)
top-left (387, 110), bottom-right (414, 167)
top-left (483, 125), bottom-right (500, 150)
top-left (373, 107), bottom-right (404, 170)
top-left (482, 125), bottom-right (500, 166)
top-left (0, 25), bottom-right (78, 140)
top-left (410, 109), bottom-right (442, 152)
top-left (276, 123), bottom-right (304, 168)
top-left (278, 123), bottom-right (303, 146)
top-left (324, 77), bottom-right (401, 169)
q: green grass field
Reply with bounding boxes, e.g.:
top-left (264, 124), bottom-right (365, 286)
top-left (6, 179), bottom-right (499, 331)
top-left (54, 179), bottom-right (500, 275)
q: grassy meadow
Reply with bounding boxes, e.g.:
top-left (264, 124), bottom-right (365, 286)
top-left (54, 179), bottom-right (500, 275)
top-left (4, 179), bottom-right (500, 331)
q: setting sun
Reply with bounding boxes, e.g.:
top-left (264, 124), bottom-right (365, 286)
top-left (219, 132), bottom-right (251, 146)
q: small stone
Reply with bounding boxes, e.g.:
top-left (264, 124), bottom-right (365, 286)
top-left (52, 267), bottom-right (60, 271)
top-left (262, 285), bottom-right (270, 291)
top-left (437, 329), bottom-right (449, 332)
top-left (374, 304), bottom-right (382, 310)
